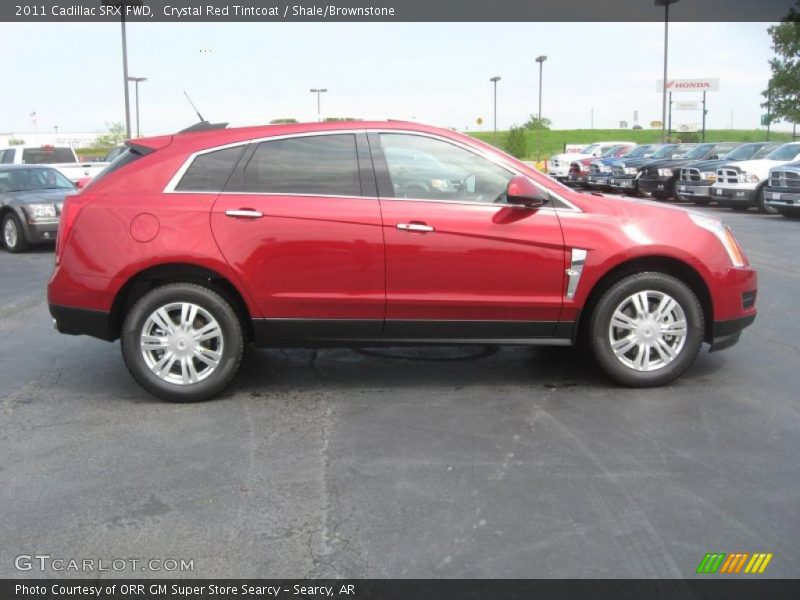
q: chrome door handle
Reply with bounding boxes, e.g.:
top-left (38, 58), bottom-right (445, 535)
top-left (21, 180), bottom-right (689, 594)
top-left (225, 209), bottom-right (263, 218)
top-left (396, 222), bottom-right (434, 233)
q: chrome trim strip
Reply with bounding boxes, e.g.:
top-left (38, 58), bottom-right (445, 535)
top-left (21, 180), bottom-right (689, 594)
top-left (162, 127), bottom-right (583, 212)
top-left (565, 248), bottom-right (588, 300)
top-left (225, 209), bottom-right (263, 218)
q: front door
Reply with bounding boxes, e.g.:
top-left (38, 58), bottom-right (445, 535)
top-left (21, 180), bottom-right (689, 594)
top-left (372, 132), bottom-right (567, 340)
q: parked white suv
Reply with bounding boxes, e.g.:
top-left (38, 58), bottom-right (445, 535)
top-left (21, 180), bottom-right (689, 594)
top-left (548, 141), bottom-right (635, 181)
top-left (710, 142), bottom-right (800, 213)
top-left (0, 145), bottom-right (108, 183)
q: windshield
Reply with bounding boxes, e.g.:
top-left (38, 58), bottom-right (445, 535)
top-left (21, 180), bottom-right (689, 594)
top-left (21, 147), bottom-right (76, 164)
top-left (580, 144), bottom-right (599, 155)
top-left (671, 145), bottom-right (696, 158)
top-left (724, 144), bottom-right (759, 161)
top-left (651, 145), bottom-right (678, 159)
top-left (622, 145), bottom-right (651, 159)
top-left (684, 144), bottom-right (715, 160)
top-left (601, 145), bottom-right (622, 157)
top-left (766, 144), bottom-right (800, 161)
top-left (0, 167), bottom-right (74, 192)
top-left (752, 144), bottom-right (779, 159)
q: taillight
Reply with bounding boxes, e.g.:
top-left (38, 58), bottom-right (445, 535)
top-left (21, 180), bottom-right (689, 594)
top-left (55, 193), bottom-right (91, 265)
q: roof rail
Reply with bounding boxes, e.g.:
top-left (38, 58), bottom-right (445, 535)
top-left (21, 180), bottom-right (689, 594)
top-left (178, 121), bottom-right (229, 134)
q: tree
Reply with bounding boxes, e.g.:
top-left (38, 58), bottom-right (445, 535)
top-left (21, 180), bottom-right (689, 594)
top-left (522, 115), bottom-right (552, 130)
top-left (762, 2), bottom-right (800, 129)
top-left (504, 126), bottom-right (528, 159)
top-left (92, 122), bottom-right (126, 149)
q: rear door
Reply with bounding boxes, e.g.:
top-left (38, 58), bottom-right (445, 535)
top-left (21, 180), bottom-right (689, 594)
top-left (209, 132), bottom-right (385, 340)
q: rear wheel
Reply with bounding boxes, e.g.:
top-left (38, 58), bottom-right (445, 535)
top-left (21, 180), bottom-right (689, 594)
top-left (2, 213), bottom-right (29, 253)
top-left (121, 283), bottom-right (245, 402)
top-left (589, 272), bottom-right (704, 387)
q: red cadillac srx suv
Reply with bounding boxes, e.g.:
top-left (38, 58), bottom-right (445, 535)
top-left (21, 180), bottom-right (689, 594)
top-left (48, 121), bottom-right (757, 402)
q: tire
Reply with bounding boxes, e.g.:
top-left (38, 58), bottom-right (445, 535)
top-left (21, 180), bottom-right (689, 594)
top-left (756, 188), bottom-right (778, 214)
top-left (692, 199), bottom-right (711, 206)
top-left (121, 282), bottom-right (245, 402)
top-left (777, 209), bottom-right (800, 219)
top-left (589, 272), bottom-right (704, 387)
top-left (731, 205), bottom-right (749, 212)
top-left (2, 213), bottom-right (29, 253)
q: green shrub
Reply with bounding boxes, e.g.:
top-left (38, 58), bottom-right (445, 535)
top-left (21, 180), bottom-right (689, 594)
top-left (504, 126), bottom-right (528, 159)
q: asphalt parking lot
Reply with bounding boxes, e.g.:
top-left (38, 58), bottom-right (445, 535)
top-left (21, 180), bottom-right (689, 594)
top-left (1, 203), bottom-right (798, 579)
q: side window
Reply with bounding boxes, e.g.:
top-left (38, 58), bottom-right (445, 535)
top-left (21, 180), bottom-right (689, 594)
top-left (175, 146), bottom-right (245, 192)
top-left (1, 149), bottom-right (15, 164)
top-left (380, 133), bottom-right (513, 203)
top-left (227, 134), bottom-right (362, 196)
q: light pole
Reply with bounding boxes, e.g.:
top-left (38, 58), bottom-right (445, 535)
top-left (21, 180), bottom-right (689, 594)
top-left (104, 1), bottom-right (143, 140)
top-left (127, 76), bottom-right (147, 137)
top-left (489, 76), bottom-right (501, 136)
top-left (535, 55), bottom-right (547, 162)
top-left (656, 0), bottom-right (679, 143)
top-left (310, 88), bottom-right (328, 121)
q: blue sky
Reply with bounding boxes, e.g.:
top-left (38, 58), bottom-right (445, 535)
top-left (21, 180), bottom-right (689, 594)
top-left (0, 21), bottom-right (788, 135)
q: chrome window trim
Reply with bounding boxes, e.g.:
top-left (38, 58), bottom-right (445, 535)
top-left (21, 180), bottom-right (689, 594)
top-left (162, 128), bottom-right (582, 213)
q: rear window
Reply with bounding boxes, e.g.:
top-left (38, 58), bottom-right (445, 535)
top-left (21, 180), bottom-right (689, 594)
top-left (21, 147), bottom-right (76, 164)
top-left (82, 147), bottom-right (146, 190)
top-left (175, 146), bottom-right (246, 192)
top-left (226, 134), bottom-right (362, 196)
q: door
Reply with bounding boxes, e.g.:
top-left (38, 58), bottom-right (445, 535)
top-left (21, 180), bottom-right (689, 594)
top-left (372, 132), bottom-right (567, 339)
top-left (210, 133), bottom-right (385, 339)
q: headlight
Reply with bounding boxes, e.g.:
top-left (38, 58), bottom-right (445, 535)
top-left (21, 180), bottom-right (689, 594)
top-left (24, 203), bottom-right (57, 220)
top-left (624, 167), bottom-right (639, 175)
top-left (657, 168), bottom-right (674, 177)
top-left (688, 213), bottom-right (747, 267)
top-left (745, 173), bottom-right (760, 183)
top-left (700, 171), bottom-right (717, 181)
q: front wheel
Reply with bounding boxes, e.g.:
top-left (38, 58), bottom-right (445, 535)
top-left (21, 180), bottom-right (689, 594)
top-left (756, 189), bottom-right (778, 214)
top-left (3, 213), bottom-right (29, 253)
top-left (589, 272), bottom-right (704, 387)
top-left (121, 283), bottom-right (245, 402)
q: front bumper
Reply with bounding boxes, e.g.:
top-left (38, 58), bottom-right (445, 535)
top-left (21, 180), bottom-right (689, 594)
top-left (712, 185), bottom-right (758, 204)
top-left (764, 188), bottom-right (800, 209)
top-left (637, 177), bottom-right (674, 197)
top-left (23, 218), bottom-right (59, 244)
top-left (710, 314), bottom-right (756, 352)
top-left (675, 182), bottom-right (713, 200)
top-left (586, 174), bottom-right (612, 188)
top-left (608, 176), bottom-right (638, 192)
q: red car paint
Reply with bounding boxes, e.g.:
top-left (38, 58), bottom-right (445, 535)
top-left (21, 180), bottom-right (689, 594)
top-left (48, 121), bottom-right (756, 391)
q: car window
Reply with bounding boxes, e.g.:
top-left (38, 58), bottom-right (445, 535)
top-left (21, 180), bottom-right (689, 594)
top-left (176, 146), bottom-right (246, 192)
top-left (229, 134), bottom-right (362, 196)
top-left (766, 144), bottom-right (800, 161)
top-left (1, 149), bottom-right (15, 164)
top-left (21, 146), bottom-right (75, 164)
top-left (752, 144), bottom-right (779, 159)
top-left (380, 133), bottom-right (513, 203)
top-left (0, 167), bottom-right (74, 192)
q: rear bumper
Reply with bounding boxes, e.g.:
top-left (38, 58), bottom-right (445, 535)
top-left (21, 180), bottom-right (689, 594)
top-left (710, 314), bottom-right (756, 352)
top-left (50, 304), bottom-right (115, 342)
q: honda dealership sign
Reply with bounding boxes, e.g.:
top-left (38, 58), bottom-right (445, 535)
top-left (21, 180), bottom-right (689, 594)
top-left (656, 78), bottom-right (720, 92)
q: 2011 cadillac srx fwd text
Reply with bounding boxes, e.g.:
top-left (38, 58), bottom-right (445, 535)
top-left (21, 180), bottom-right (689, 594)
top-left (47, 121), bottom-right (757, 402)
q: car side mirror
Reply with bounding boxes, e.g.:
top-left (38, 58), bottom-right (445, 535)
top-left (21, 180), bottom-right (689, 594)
top-left (505, 175), bottom-right (549, 208)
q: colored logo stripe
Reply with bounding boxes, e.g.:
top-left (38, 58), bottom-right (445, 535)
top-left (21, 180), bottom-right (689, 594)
top-left (697, 552), bottom-right (773, 574)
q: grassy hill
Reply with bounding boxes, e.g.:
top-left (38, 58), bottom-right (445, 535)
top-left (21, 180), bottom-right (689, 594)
top-left (468, 128), bottom-right (795, 161)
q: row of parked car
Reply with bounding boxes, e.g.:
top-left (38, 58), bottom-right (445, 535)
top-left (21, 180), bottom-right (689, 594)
top-left (547, 140), bottom-right (800, 218)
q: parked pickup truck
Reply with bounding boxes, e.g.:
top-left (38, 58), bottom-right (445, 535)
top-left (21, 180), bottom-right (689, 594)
top-left (568, 144), bottom-right (636, 187)
top-left (0, 145), bottom-right (108, 183)
top-left (637, 142), bottom-right (740, 201)
top-left (585, 144), bottom-right (661, 191)
top-left (548, 141), bottom-right (634, 181)
top-left (676, 143), bottom-right (780, 206)
top-left (607, 144), bottom-right (679, 195)
top-left (764, 161), bottom-right (800, 218)
top-left (711, 142), bottom-right (800, 213)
